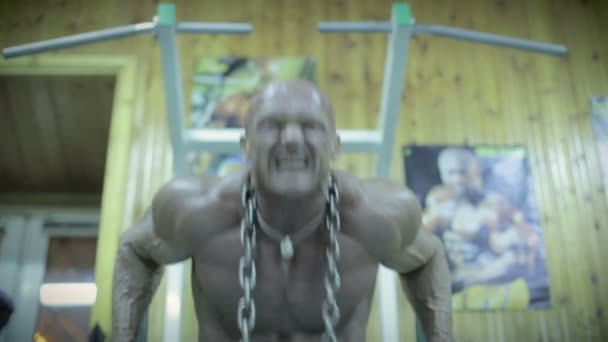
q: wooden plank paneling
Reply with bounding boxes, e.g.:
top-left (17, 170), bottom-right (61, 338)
top-left (2, 0), bottom-right (607, 341)
top-left (0, 78), bottom-right (29, 190)
top-left (0, 75), bottom-right (114, 196)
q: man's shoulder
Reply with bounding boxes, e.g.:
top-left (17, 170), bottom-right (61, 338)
top-left (154, 170), bottom-right (245, 208)
top-left (357, 176), bottom-right (418, 205)
top-left (151, 171), bottom-right (246, 234)
top-left (335, 172), bottom-right (423, 253)
top-left (332, 170), bottom-right (419, 210)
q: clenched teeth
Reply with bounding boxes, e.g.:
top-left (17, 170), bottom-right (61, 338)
top-left (275, 157), bottom-right (309, 169)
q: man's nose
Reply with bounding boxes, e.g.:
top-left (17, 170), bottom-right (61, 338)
top-left (281, 123), bottom-right (304, 148)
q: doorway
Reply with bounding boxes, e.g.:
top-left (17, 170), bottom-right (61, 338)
top-left (0, 55), bottom-right (138, 341)
top-left (0, 213), bottom-right (99, 342)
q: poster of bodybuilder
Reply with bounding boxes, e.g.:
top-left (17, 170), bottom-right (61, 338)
top-left (190, 57), bottom-right (316, 175)
top-left (591, 97), bottom-right (608, 204)
top-left (403, 145), bottom-right (551, 310)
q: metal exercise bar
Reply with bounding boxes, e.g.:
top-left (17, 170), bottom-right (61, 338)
top-left (318, 21), bottom-right (392, 33)
top-left (2, 22), bottom-right (156, 58)
top-left (185, 128), bottom-right (383, 154)
top-left (176, 22), bottom-right (252, 34)
top-left (318, 22), bottom-right (568, 57)
top-left (2, 21), bottom-right (252, 59)
top-left (413, 24), bottom-right (567, 56)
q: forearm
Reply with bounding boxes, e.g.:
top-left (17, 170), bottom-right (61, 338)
top-left (400, 247), bottom-right (453, 342)
top-left (112, 242), bottom-right (163, 342)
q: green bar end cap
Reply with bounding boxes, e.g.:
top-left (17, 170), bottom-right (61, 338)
top-left (393, 3), bottom-right (414, 26)
top-left (157, 3), bottom-right (176, 26)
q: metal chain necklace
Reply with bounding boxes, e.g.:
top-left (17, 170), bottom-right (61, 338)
top-left (238, 174), bottom-right (341, 342)
top-left (238, 179), bottom-right (257, 342)
top-left (256, 205), bottom-right (326, 261)
top-left (322, 174), bottom-right (342, 342)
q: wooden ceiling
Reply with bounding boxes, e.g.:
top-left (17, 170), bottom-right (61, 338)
top-left (0, 75), bottom-right (115, 205)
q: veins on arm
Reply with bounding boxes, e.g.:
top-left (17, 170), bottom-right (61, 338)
top-left (111, 177), bottom-right (208, 340)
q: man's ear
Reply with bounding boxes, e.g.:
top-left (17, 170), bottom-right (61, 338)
top-left (331, 135), bottom-right (341, 161)
top-left (240, 135), bottom-right (248, 157)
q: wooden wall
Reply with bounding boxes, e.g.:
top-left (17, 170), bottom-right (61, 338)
top-left (1, 0), bottom-right (607, 340)
top-left (0, 75), bottom-right (115, 198)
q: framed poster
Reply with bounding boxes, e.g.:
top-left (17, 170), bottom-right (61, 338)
top-left (403, 145), bottom-right (551, 310)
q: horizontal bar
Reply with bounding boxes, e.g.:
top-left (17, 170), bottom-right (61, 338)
top-left (185, 128), bottom-right (382, 154)
top-left (176, 22), bottom-right (252, 34)
top-left (2, 22), bottom-right (156, 58)
top-left (318, 21), bottom-right (391, 33)
top-left (317, 21), bottom-right (566, 56)
top-left (413, 24), bottom-right (567, 56)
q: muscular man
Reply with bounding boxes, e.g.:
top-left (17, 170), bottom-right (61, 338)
top-left (112, 80), bottom-right (452, 341)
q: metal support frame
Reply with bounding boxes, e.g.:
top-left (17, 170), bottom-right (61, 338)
top-left (1, 2), bottom-right (569, 342)
top-left (157, 4), bottom-right (188, 176)
top-left (155, 6), bottom-right (186, 341)
top-left (374, 5), bottom-right (413, 342)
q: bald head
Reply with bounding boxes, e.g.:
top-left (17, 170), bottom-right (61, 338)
top-left (240, 79), bottom-right (341, 197)
top-left (245, 80), bottom-right (335, 133)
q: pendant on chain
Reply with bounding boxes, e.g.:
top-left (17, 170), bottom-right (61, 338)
top-left (280, 236), bottom-right (294, 260)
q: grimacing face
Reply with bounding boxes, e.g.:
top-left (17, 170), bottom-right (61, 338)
top-left (240, 83), bottom-right (340, 198)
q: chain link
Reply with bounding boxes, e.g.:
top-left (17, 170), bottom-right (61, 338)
top-left (238, 174), bottom-right (341, 342)
top-left (238, 179), bottom-right (257, 342)
top-left (322, 175), bottom-right (341, 342)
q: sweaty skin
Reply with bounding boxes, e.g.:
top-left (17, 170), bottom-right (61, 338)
top-left (112, 80), bottom-right (453, 342)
